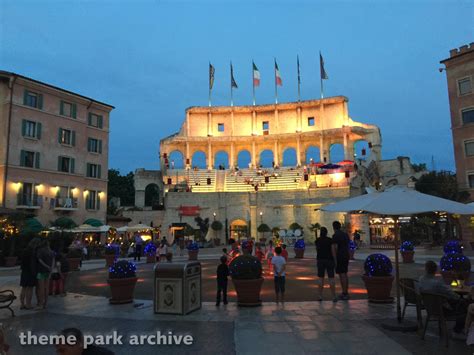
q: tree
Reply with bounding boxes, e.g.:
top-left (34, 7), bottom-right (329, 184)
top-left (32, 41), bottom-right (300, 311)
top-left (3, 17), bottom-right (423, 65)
top-left (289, 222), bottom-right (303, 230)
top-left (194, 217), bottom-right (209, 237)
top-left (107, 169), bottom-right (135, 211)
top-left (211, 220), bottom-right (223, 231)
top-left (257, 223), bottom-right (271, 233)
top-left (415, 171), bottom-right (469, 202)
top-left (412, 163), bottom-right (427, 173)
top-left (308, 223), bottom-right (321, 239)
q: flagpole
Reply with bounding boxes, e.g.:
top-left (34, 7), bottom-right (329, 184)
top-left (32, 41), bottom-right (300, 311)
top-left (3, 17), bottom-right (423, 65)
top-left (319, 52), bottom-right (324, 99)
top-left (230, 62), bottom-right (234, 107)
top-left (297, 55), bottom-right (301, 102)
top-left (252, 61), bottom-right (256, 106)
top-left (274, 58), bottom-right (278, 104)
top-left (209, 61), bottom-right (212, 107)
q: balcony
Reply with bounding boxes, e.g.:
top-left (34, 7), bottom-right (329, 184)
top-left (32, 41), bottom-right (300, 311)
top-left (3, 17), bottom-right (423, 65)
top-left (17, 194), bottom-right (42, 209)
top-left (53, 197), bottom-right (78, 211)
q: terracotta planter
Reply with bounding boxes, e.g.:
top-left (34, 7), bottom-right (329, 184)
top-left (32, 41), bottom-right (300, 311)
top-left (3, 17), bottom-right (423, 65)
top-left (349, 249), bottom-right (355, 260)
top-left (67, 257), bottom-right (81, 271)
top-left (294, 248), bottom-right (305, 259)
top-left (104, 254), bottom-right (116, 267)
top-left (441, 270), bottom-right (470, 285)
top-left (362, 275), bottom-right (394, 303)
top-left (188, 250), bottom-right (199, 261)
top-left (232, 278), bottom-right (264, 306)
top-left (146, 255), bottom-right (156, 264)
top-left (4, 256), bottom-right (17, 267)
top-left (400, 251), bottom-right (414, 263)
top-left (107, 277), bottom-right (137, 304)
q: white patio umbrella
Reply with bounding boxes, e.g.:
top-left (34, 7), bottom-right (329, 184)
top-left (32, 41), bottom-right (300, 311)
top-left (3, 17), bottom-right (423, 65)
top-left (69, 224), bottom-right (100, 233)
top-left (320, 185), bottom-right (474, 324)
top-left (124, 224), bottom-right (152, 232)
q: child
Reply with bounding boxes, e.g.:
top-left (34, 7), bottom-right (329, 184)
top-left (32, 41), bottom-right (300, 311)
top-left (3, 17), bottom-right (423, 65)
top-left (216, 256), bottom-right (229, 306)
top-left (266, 241), bottom-right (274, 269)
top-left (50, 256), bottom-right (62, 296)
top-left (271, 246), bottom-right (287, 303)
top-left (281, 244), bottom-right (288, 262)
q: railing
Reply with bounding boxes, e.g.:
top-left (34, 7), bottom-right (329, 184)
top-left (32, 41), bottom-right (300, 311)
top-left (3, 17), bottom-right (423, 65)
top-left (53, 197), bottom-right (78, 210)
top-left (17, 194), bottom-right (42, 208)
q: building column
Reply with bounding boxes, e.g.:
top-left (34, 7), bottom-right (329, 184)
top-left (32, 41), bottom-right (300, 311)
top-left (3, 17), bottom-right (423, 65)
top-left (274, 140), bottom-right (279, 167)
top-left (251, 141), bottom-right (256, 168)
top-left (207, 111), bottom-right (212, 136)
top-left (185, 142), bottom-right (190, 168)
top-left (320, 135), bottom-right (326, 163)
top-left (343, 133), bottom-right (349, 160)
top-left (135, 190), bottom-right (145, 208)
top-left (230, 142), bottom-right (235, 169)
top-left (252, 111), bottom-right (256, 135)
top-left (297, 106), bottom-right (302, 132)
top-left (296, 137), bottom-right (301, 167)
top-left (186, 111), bottom-right (191, 137)
top-left (207, 142), bottom-right (213, 170)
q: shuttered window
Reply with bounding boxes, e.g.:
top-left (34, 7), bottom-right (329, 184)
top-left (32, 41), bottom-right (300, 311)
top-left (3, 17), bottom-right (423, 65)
top-left (60, 100), bottom-right (77, 118)
top-left (88, 113), bottom-right (103, 128)
top-left (23, 90), bottom-right (43, 109)
top-left (22, 120), bottom-right (41, 139)
top-left (465, 141), bottom-right (474, 157)
top-left (86, 163), bottom-right (101, 178)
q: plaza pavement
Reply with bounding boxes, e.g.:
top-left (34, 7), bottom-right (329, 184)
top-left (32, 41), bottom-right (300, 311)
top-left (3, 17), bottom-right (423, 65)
top-left (0, 246), bottom-right (471, 354)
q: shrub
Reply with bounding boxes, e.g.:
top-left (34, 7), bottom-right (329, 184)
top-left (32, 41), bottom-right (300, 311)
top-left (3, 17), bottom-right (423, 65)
top-left (144, 242), bottom-right (157, 256)
top-left (187, 241), bottom-right (199, 251)
top-left (364, 254), bottom-right (393, 277)
top-left (443, 240), bottom-right (463, 255)
top-left (108, 260), bottom-right (136, 279)
top-left (440, 253), bottom-right (471, 274)
top-left (289, 222), bottom-right (302, 230)
top-left (211, 220), bottom-right (223, 231)
top-left (229, 254), bottom-right (262, 280)
top-left (294, 239), bottom-right (305, 250)
top-left (67, 248), bottom-right (83, 258)
top-left (349, 240), bottom-right (357, 251)
top-left (257, 223), bottom-right (271, 233)
top-left (400, 241), bottom-right (414, 252)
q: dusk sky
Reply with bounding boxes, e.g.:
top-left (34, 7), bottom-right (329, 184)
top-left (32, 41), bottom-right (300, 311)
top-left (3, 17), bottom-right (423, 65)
top-left (1, 0), bottom-right (473, 174)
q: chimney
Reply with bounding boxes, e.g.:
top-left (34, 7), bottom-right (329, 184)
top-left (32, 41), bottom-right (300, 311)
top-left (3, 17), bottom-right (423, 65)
top-left (459, 45), bottom-right (469, 53)
top-left (450, 48), bottom-right (459, 57)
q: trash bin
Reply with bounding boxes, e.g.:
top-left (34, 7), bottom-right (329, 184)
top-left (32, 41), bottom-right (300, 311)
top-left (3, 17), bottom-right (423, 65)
top-left (154, 262), bottom-right (201, 315)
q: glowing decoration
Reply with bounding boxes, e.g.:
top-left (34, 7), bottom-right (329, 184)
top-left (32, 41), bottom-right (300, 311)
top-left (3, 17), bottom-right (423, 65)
top-left (349, 240), bottom-right (357, 251)
top-left (144, 242), bottom-right (157, 256)
top-left (295, 239), bottom-right (305, 250)
top-left (229, 254), bottom-right (262, 280)
top-left (109, 260), bottom-right (137, 279)
top-left (187, 241), bottom-right (199, 251)
top-left (451, 280), bottom-right (458, 287)
top-left (443, 240), bottom-right (463, 255)
top-left (440, 253), bottom-right (471, 273)
top-left (400, 241), bottom-right (414, 252)
top-left (364, 253), bottom-right (392, 277)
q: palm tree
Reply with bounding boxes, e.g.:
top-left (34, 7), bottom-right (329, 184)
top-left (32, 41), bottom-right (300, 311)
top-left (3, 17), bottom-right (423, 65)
top-left (308, 223), bottom-right (321, 239)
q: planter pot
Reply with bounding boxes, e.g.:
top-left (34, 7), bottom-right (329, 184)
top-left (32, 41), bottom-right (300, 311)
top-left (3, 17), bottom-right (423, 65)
top-left (349, 249), bottom-right (355, 260)
top-left (108, 277), bottom-right (137, 304)
top-left (441, 270), bottom-right (470, 285)
top-left (188, 250), bottom-right (199, 261)
top-left (146, 255), bottom-right (156, 264)
top-left (67, 257), bottom-right (81, 271)
top-left (362, 275), bottom-right (394, 303)
top-left (294, 248), bottom-right (305, 259)
top-left (4, 256), bottom-right (17, 267)
top-left (400, 251), bottom-right (414, 263)
top-left (104, 254), bottom-right (116, 267)
top-left (232, 278), bottom-right (264, 306)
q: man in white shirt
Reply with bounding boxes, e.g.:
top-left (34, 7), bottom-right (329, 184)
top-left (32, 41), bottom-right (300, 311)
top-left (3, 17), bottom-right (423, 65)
top-left (271, 246), bottom-right (287, 303)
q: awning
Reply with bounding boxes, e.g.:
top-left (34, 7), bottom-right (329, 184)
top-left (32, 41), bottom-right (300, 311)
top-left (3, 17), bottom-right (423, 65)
top-left (53, 217), bottom-right (77, 229)
top-left (83, 218), bottom-right (103, 227)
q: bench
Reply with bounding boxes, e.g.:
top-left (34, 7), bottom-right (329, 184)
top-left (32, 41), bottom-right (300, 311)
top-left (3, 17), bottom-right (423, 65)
top-left (0, 290), bottom-right (16, 317)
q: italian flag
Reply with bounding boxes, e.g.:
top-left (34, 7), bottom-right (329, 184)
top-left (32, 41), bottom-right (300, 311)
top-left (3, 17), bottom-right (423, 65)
top-left (253, 62), bottom-right (260, 87)
top-left (275, 60), bottom-right (282, 86)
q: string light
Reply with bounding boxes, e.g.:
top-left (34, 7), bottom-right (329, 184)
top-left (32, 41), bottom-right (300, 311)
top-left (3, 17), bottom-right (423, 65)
top-left (187, 241), bottom-right (199, 251)
top-left (443, 240), bottom-right (463, 255)
top-left (109, 260), bottom-right (137, 279)
top-left (295, 239), bottom-right (306, 250)
top-left (229, 255), bottom-right (262, 280)
top-left (364, 253), bottom-right (392, 277)
top-left (400, 241), bottom-right (414, 252)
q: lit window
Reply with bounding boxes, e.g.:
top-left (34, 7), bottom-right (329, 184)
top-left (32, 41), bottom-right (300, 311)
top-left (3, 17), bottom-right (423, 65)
top-left (308, 117), bottom-right (315, 126)
top-left (465, 141), bottom-right (474, 156)
top-left (262, 121), bottom-right (269, 130)
top-left (217, 123), bottom-right (224, 132)
top-left (459, 78), bottom-right (472, 96)
top-left (462, 108), bottom-right (474, 125)
top-left (60, 129), bottom-right (72, 145)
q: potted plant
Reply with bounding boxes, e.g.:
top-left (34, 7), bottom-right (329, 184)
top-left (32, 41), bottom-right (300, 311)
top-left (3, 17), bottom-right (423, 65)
top-left (361, 253), bottom-right (394, 303)
top-left (211, 220), bottom-right (223, 246)
top-left (256, 223), bottom-right (270, 243)
top-left (144, 242), bottom-right (157, 263)
top-left (104, 244), bottom-right (119, 267)
top-left (187, 241), bottom-right (199, 260)
top-left (229, 254), bottom-right (264, 306)
top-left (308, 223), bottom-right (321, 241)
top-left (440, 253), bottom-right (471, 285)
top-left (443, 239), bottom-right (463, 255)
top-left (107, 260), bottom-right (137, 304)
top-left (349, 240), bottom-right (357, 260)
top-left (400, 241), bottom-right (415, 263)
top-left (67, 248), bottom-right (83, 271)
top-left (294, 239), bottom-right (305, 258)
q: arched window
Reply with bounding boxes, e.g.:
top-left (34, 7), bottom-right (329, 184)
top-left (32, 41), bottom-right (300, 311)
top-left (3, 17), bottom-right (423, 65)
top-left (259, 149), bottom-right (274, 168)
top-left (329, 143), bottom-right (344, 163)
top-left (305, 146), bottom-right (321, 163)
top-left (214, 151), bottom-right (229, 169)
top-left (168, 150), bottom-right (184, 169)
top-left (282, 148), bottom-right (297, 167)
top-left (237, 150), bottom-right (251, 168)
top-left (192, 151), bottom-right (207, 169)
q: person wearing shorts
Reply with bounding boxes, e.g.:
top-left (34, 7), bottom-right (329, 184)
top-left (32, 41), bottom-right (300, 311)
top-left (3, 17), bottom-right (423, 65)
top-left (271, 246), bottom-right (286, 303)
top-left (315, 227), bottom-right (337, 302)
top-left (331, 221), bottom-right (351, 300)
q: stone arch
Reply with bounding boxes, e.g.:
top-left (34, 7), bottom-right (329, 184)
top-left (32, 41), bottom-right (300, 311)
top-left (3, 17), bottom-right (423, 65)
top-left (329, 143), bottom-right (344, 163)
top-left (230, 219), bottom-right (248, 241)
top-left (259, 149), bottom-right (274, 168)
top-left (192, 150), bottom-right (207, 169)
top-left (305, 145), bottom-right (321, 163)
top-left (354, 139), bottom-right (369, 160)
top-left (214, 151), bottom-right (229, 169)
top-left (386, 179), bottom-right (398, 187)
top-left (282, 147), bottom-right (297, 167)
top-left (144, 183), bottom-right (160, 208)
top-left (168, 150), bottom-right (184, 169)
top-left (237, 149), bottom-right (251, 168)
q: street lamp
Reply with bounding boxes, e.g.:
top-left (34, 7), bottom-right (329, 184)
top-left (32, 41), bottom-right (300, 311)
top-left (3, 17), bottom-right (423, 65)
top-left (259, 211), bottom-right (263, 225)
top-left (213, 212), bottom-right (217, 221)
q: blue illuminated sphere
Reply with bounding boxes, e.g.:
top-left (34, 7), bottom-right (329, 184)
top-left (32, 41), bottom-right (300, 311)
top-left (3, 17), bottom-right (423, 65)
top-left (440, 253), bottom-right (471, 273)
top-left (364, 253), bottom-right (392, 277)
top-left (400, 241), bottom-right (414, 252)
top-left (443, 240), bottom-right (463, 255)
top-left (187, 241), bottom-right (199, 251)
top-left (295, 239), bottom-right (305, 250)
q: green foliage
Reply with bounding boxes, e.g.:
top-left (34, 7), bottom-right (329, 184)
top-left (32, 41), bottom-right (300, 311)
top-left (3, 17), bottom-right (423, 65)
top-left (52, 217), bottom-right (77, 229)
top-left (211, 220), bottom-right (223, 231)
top-left (412, 163), bottom-right (427, 173)
top-left (257, 223), bottom-right (271, 233)
top-left (415, 171), bottom-right (469, 202)
top-left (183, 224), bottom-right (196, 236)
top-left (289, 222), bottom-right (302, 230)
top-left (107, 169), bottom-right (135, 208)
top-left (229, 254), bottom-right (262, 280)
top-left (194, 217), bottom-right (209, 236)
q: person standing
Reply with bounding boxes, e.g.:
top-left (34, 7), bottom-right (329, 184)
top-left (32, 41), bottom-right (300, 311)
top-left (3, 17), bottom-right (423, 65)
top-left (331, 221), bottom-right (350, 300)
top-left (36, 240), bottom-right (54, 309)
top-left (271, 246), bottom-right (286, 303)
top-left (158, 240), bottom-right (168, 261)
top-left (216, 256), bottom-right (229, 306)
top-left (134, 233), bottom-right (143, 262)
top-left (19, 244), bottom-right (36, 309)
top-left (315, 227), bottom-right (337, 302)
top-left (280, 244), bottom-right (288, 262)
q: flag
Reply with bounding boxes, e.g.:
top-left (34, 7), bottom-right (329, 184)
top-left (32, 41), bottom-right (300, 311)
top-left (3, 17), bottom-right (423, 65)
top-left (297, 55), bottom-right (301, 85)
top-left (320, 52), bottom-right (328, 80)
top-left (253, 61), bottom-right (260, 87)
top-left (231, 62), bottom-right (238, 89)
top-left (209, 63), bottom-right (215, 90)
top-left (275, 59), bottom-right (282, 86)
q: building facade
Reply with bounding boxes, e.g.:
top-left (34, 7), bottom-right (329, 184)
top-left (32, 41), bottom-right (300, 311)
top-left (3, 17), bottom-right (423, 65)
top-left (0, 71), bottom-right (113, 226)
top-left (441, 43), bottom-right (474, 199)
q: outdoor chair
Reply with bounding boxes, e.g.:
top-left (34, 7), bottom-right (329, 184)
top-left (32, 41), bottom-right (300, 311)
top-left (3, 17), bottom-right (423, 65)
top-left (400, 278), bottom-right (424, 328)
top-left (420, 291), bottom-right (462, 347)
top-left (0, 290), bottom-right (16, 317)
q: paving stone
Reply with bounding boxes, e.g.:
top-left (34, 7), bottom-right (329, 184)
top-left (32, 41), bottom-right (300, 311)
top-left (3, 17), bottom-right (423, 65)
top-left (262, 322), bottom-right (293, 333)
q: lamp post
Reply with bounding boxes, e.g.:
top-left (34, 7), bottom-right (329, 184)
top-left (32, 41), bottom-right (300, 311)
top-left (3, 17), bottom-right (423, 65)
top-left (213, 212), bottom-right (217, 221)
top-left (259, 211), bottom-right (263, 225)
